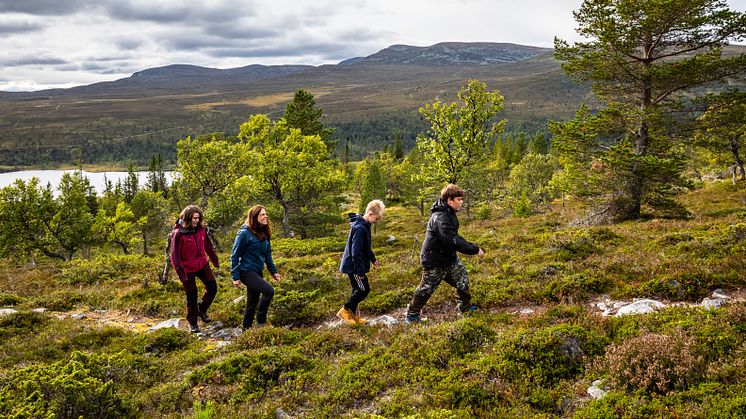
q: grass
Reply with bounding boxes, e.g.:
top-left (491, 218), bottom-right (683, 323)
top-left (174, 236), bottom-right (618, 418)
top-left (0, 180), bottom-right (745, 417)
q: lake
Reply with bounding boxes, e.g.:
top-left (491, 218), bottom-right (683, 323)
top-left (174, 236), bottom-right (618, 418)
top-left (0, 170), bottom-right (173, 194)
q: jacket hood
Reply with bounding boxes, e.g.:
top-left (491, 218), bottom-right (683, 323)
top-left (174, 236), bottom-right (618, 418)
top-left (430, 199), bottom-right (453, 214)
top-left (347, 212), bottom-right (368, 227)
top-left (177, 223), bottom-right (202, 235)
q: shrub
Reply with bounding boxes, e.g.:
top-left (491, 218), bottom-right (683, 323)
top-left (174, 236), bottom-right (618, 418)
top-left (604, 330), bottom-right (705, 394)
top-left (0, 310), bottom-right (48, 339)
top-left (144, 327), bottom-right (192, 354)
top-left (0, 293), bottom-right (21, 306)
top-left (0, 351), bottom-right (133, 418)
top-left (270, 289), bottom-right (324, 326)
top-left (546, 230), bottom-right (599, 261)
top-left (60, 254), bottom-right (156, 285)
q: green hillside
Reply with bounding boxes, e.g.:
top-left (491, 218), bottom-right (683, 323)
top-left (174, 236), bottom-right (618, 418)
top-left (1, 181), bottom-right (745, 417)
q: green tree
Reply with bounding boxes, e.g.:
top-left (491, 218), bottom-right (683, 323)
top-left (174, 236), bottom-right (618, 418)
top-left (0, 178), bottom-right (55, 264)
top-left (45, 172), bottom-right (96, 260)
top-left (130, 190), bottom-right (170, 255)
top-left (238, 114), bottom-right (344, 237)
top-left (174, 132), bottom-right (252, 210)
top-left (122, 164), bottom-right (139, 203)
top-left (93, 202), bottom-right (142, 254)
top-left (694, 90), bottom-right (746, 182)
top-left (283, 89), bottom-right (335, 154)
top-left (506, 153), bottom-right (559, 216)
top-left (554, 0), bottom-right (746, 222)
top-left (145, 153), bottom-right (169, 196)
top-left (357, 157), bottom-right (387, 213)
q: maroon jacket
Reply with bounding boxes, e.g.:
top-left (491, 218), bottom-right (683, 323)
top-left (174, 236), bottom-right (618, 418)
top-left (170, 224), bottom-right (219, 280)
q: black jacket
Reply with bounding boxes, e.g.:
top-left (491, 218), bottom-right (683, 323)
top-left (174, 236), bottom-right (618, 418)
top-left (420, 199), bottom-right (479, 268)
top-left (340, 213), bottom-right (376, 276)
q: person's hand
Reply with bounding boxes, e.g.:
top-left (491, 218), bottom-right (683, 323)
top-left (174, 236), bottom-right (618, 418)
top-left (477, 248), bottom-right (485, 257)
top-left (272, 273), bottom-right (281, 282)
top-left (232, 279), bottom-right (242, 288)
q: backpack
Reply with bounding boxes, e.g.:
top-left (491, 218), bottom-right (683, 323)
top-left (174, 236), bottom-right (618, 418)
top-left (160, 220), bottom-right (180, 284)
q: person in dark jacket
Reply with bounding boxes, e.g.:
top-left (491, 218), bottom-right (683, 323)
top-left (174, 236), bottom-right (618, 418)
top-left (170, 205), bottom-right (219, 333)
top-left (405, 184), bottom-right (484, 323)
top-left (337, 199), bottom-right (385, 325)
top-left (230, 205), bottom-right (281, 329)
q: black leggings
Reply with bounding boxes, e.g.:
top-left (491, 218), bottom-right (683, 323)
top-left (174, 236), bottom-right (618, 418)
top-left (343, 274), bottom-right (370, 314)
top-left (239, 270), bottom-right (275, 328)
top-left (180, 265), bottom-right (217, 324)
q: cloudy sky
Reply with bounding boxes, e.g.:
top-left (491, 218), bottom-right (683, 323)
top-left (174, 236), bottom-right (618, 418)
top-left (1, 0), bottom-right (744, 92)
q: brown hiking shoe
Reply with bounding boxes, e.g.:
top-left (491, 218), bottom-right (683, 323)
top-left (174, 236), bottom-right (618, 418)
top-left (350, 311), bottom-right (367, 325)
top-left (336, 307), bottom-right (357, 325)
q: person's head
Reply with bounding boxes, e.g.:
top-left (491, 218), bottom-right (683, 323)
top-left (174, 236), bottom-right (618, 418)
top-left (179, 205), bottom-right (204, 228)
top-left (440, 183), bottom-right (465, 212)
top-left (245, 205), bottom-right (271, 240)
top-left (363, 199), bottom-right (385, 224)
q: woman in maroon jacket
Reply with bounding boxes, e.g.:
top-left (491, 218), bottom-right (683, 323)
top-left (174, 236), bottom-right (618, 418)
top-left (170, 205), bottom-right (219, 333)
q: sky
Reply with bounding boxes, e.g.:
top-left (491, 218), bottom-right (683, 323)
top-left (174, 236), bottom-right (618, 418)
top-left (0, 0), bottom-right (744, 92)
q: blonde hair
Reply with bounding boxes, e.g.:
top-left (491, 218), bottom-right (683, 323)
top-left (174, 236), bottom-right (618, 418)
top-left (365, 199), bottom-right (385, 216)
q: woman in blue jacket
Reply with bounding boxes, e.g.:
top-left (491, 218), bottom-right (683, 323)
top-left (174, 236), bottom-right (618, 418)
top-left (230, 205), bottom-right (281, 329)
top-left (338, 199), bottom-right (385, 325)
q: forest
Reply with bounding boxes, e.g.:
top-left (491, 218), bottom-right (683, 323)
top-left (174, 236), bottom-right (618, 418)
top-left (1, 0), bottom-right (745, 417)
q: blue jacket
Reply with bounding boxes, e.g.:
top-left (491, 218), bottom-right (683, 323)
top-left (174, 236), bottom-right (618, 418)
top-left (340, 213), bottom-right (376, 276)
top-left (230, 226), bottom-right (278, 280)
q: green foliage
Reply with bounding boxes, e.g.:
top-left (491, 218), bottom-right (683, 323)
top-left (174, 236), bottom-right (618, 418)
top-left (270, 289), bottom-right (323, 326)
top-left (0, 177), bottom-right (54, 261)
top-left (553, 0), bottom-right (746, 221)
top-left (283, 89), bottom-right (335, 153)
top-left (0, 293), bottom-right (21, 306)
top-left (416, 80), bottom-right (506, 201)
top-left (0, 351), bottom-right (134, 418)
top-left (60, 254), bottom-right (157, 285)
top-left (357, 157), bottom-right (387, 213)
top-left (0, 311), bottom-right (48, 339)
top-left (506, 153), bottom-right (558, 215)
top-left (145, 327), bottom-right (192, 354)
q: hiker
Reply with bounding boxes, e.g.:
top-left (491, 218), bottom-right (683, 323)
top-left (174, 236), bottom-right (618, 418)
top-left (230, 205), bottom-right (281, 329)
top-left (405, 184), bottom-right (484, 324)
top-left (170, 205), bottom-right (219, 333)
top-left (337, 199), bottom-right (385, 325)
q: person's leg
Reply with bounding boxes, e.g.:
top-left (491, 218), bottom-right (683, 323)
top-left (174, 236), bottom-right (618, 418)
top-left (405, 267), bottom-right (445, 320)
top-left (196, 266), bottom-right (217, 322)
top-left (241, 271), bottom-right (274, 326)
top-left (180, 272), bottom-right (200, 331)
top-left (344, 274), bottom-right (370, 314)
top-left (442, 259), bottom-right (473, 312)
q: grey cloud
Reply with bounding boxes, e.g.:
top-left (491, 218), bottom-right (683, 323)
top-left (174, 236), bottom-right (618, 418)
top-left (208, 42), bottom-right (359, 61)
top-left (2, 56), bottom-right (68, 66)
top-left (114, 38), bottom-right (143, 50)
top-left (104, 2), bottom-right (191, 23)
top-left (0, 0), bottom-right (95, 16)
top-left (206, 24), bottom-right (279, 40)
top-left (0, 20), bottom-right (44, 34)
top-left (101, 1), bottom-right (252, 25)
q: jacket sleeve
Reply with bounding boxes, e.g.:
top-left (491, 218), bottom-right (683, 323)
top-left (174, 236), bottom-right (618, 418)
top-left (204, 232), bottom-right (219, 268)
top-left (350, 226), bottom-right (367, 275)
top-left (265, 240), bottom-right (278, 275)
top-left (230, 231), bottom-right (244, 280)
top-left (367, 229), bottom-right (376, 263)
top-left (434, 213), bottom-right (479, 255)
top-left (170, 231), bottom-right (187, 281)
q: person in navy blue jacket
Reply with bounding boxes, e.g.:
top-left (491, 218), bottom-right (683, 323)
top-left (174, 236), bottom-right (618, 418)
top-left (230, 205), bottom-right (281, 329)
top-left (338, 199), bottom-right (385, 325)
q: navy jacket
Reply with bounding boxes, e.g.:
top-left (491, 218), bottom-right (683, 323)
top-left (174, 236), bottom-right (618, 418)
top-left (340, 213), bottom-right (376, 276)
top-left (230, 226), bottom-right (278, 280)
top-left (420, 199), bottom-right (479, 268)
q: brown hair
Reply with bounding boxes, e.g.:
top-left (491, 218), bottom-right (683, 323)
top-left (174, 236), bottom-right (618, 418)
top-left (179, 205), bottom-right (204, 228)
top-left (439, 184), bottom-right (464, 201)
top-left (245, 205), bottom-right (271, 240)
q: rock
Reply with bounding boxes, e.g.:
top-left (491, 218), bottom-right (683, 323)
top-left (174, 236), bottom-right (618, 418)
top-left (712, 289), bottom-right (729, 300)
top-left (587, 379), bottom-right (607, 400)
top-left (71, 313), bottom-right (87, 320)
top-left (215, 340), bottom-right (231, 349)
top-left (367, 315), bottom-right (398, 326)
top-left (615, 299), bottom-right (665, 316)
top-left (32, 308), bottom-right (47, 313)
top-left (702, 297), bottom-right (727, 310)
top-left (233, 296), bottom-right (246, 304)
top-left (276, 408), bottom-right (292, 419)
top-left (519, 307), bottom-right (535, 315)
top-left (211, 327), bottom-right (242, 340)
top-left (0, 308), bottom-right (18, 316)
top-left (149, 318), bottom-right (180, 331)
top-left (386, 235), bottom-right (397, 244)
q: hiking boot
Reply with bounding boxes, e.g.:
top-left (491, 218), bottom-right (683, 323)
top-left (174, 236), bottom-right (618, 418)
top-left (188, 321), bottom-right (201, 333)
top-left (459, 305), bottom-right (478, 314)
top-left (336, 307), bottom-right (357, 325)
top-left (350, 311), bottom-right (367, 325)
top-left (199, 311), bottom-right (212, 323)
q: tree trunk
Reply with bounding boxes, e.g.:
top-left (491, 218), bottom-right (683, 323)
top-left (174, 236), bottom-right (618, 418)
top-left (142, 232), bottom-right (149, 256)
top-left (281, 204), bottom-right (293, 237)
top-left (115, 241), bottom-right (130, 255)
top-left (730, 137), bottom-right (745, 181)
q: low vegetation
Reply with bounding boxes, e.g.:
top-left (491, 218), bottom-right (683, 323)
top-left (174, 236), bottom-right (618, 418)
top-left (0, 180), bottom-right (745, 417)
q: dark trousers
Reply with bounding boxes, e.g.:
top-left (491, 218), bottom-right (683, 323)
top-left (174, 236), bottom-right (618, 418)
top-left (180, 265), bottom-right (217, 324)
top-left (240, 270), bottom-right (275, 328)
top-left (343, 274), bottom-right (370, 314)
top-left (406, 259), bottom-right (471, 318)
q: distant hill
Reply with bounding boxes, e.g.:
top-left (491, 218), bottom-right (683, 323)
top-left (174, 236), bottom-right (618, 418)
top-left (7, 42), bottom-right (741, 167)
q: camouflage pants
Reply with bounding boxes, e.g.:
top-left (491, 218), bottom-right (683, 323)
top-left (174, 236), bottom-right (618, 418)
top-left (406, 259), bottom-right (471, 317)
